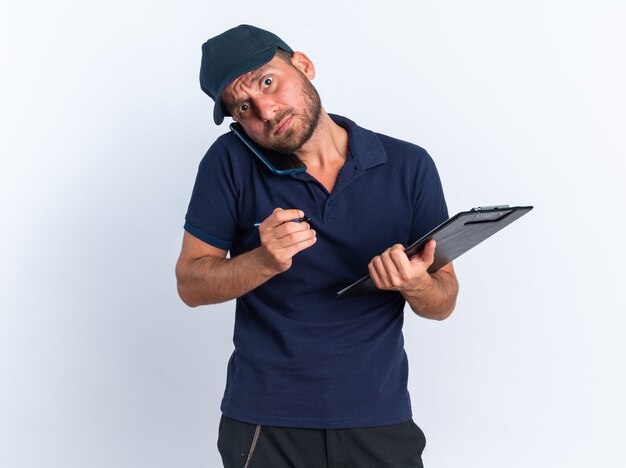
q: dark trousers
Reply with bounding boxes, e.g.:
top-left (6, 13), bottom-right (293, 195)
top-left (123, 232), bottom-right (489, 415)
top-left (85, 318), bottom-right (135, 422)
top-left (217, 415), bottom-right (427, 468)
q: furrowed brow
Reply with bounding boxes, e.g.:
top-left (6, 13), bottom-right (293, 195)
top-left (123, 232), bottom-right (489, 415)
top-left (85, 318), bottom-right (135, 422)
top-left (226, 64), bottom-right (276, 112)
top-left (247, 67), bottom-right (266, 86)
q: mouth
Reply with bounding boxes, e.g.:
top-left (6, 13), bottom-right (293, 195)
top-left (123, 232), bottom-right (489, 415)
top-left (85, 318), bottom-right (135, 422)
top-left (273, 115), bottom-right (293, 136)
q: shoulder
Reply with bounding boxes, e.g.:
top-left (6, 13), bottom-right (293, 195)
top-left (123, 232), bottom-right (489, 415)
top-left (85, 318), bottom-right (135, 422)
top-left (200, 131), bottom-right (244, 163)
top-left (373, 131), bottom-right (440, 181)
top-left (335, 114), bottom-right (430, 161)
top-left (331, 114), bottom-right (434, 170)
top-left (374, 131), bottom-right (431, 161)
top-left (196, 130), bottom-right (252, 175)
top-left (370, 130), bottom-right (443, 186)
top-left (189, 131), bottom-right (257, 195)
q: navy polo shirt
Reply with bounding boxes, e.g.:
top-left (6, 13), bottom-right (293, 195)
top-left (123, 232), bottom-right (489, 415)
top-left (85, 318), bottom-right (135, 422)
top-left (184, 114), bottom-right (448, 428)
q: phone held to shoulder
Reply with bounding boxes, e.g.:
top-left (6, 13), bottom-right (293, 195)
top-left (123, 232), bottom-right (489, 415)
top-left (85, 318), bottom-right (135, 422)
top-left (229, 123), bottom-right (307, 176)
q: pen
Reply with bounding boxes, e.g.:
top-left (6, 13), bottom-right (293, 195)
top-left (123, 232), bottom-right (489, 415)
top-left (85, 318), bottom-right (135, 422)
top-left (254, 216), bottom-right (310, 228)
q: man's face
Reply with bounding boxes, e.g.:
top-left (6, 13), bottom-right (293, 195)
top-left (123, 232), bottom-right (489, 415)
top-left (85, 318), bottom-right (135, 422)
top-left (221, 52), bottom-right (322, 154)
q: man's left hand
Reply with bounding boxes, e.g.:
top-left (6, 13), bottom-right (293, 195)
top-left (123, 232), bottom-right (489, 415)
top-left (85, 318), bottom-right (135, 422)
top-left (368, 240), bottom-right (436, 292)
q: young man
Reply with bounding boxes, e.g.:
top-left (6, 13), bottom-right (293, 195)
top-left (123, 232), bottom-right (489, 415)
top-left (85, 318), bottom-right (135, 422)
top-left (176, 24), bottom-right (459, 468)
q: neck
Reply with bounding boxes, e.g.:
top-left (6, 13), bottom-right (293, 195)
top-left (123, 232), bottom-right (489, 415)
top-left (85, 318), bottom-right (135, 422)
top-left (293, 110), bottom-right (348, 169)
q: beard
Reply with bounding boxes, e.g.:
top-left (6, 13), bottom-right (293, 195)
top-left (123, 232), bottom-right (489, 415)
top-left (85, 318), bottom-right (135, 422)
top-left (262, 72), bottom-right (322, 155)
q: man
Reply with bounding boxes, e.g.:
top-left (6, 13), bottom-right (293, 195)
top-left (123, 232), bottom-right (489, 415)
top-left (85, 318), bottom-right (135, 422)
top-left (176, 24), bottom-right (459, 468)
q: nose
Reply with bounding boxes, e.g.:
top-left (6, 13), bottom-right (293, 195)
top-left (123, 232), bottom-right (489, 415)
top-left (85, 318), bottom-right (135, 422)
top-left (253, 95), bottom-right (278, 121)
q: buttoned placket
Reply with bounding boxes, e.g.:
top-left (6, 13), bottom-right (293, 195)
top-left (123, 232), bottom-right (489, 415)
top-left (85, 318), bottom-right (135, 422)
top-left (289, 157), bottom-right (365, 224)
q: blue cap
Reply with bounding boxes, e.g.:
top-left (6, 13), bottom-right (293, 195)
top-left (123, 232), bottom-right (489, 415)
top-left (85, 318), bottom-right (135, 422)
top-left (199, 24), bottom-right (294, 125)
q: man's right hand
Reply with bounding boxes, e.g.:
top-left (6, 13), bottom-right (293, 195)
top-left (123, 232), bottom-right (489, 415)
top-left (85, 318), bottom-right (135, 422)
top-left (257, 208), bottom-right (317, 274)
top-left (175, 207), bottom-right (316, 306)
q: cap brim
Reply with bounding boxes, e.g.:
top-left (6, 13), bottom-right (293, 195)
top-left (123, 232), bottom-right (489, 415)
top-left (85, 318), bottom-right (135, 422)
top-left (212, 47), bottom-right (278, 125)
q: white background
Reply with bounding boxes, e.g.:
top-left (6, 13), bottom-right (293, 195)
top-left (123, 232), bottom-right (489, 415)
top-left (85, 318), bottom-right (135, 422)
top-left (1, 1), bottom-right (625, 467)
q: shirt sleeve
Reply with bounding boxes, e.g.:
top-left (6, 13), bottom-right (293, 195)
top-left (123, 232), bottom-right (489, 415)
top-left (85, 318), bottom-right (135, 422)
top-left (183, 138), bottom-right (239, 251)
top-left (410, 148), bottom-right (449, 242)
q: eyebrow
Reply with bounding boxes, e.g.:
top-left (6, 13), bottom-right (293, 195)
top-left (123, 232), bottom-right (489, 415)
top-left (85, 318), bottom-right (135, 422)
top-left (226, 64), bottom-right (276, 112)
top-left (246, 66), bottom-right (268, 87)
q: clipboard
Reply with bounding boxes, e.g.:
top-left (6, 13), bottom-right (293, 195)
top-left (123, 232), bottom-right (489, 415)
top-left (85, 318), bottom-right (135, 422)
top-left (336, 205), bottom-right (533, 299)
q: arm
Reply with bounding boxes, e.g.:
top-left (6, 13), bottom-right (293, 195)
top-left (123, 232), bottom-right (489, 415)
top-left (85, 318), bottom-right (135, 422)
top-left (368, 240), bottom-right (459, 320)
top-left (175, 208), bottom-right (316, 307)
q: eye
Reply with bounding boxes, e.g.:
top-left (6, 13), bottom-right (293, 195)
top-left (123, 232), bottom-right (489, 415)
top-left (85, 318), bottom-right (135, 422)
top-left (238, 102), bottom-right (250, 114)
top-left (261, 76), bottom-right (273, 88)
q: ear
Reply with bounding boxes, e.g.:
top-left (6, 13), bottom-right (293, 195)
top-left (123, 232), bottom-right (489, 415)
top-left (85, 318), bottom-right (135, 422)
top-left (290, 51), bottom-right (316, 80)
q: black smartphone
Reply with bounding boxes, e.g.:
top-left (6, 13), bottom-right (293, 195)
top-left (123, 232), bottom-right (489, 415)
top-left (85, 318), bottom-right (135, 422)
top-left (229, 122), bottom-right (307, 176)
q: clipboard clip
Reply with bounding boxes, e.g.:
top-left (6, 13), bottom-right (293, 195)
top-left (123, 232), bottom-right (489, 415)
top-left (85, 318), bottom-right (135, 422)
top-left (471, 205), bottom-right (510, 212)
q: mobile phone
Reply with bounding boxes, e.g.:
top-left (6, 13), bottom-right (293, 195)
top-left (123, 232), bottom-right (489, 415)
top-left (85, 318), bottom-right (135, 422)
top-left (229, 123), bottom-right (307, 176)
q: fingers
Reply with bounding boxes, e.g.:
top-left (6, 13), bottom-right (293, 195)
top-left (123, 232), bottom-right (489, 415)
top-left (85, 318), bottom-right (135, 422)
top-left (413, 240), bottom-right (436, 267)
top-left (278, 230), bottom-right (317, 259)
top-left (259, 208), bottom-right (312, 243)
top-left (258, 208), bottom-right (317, 273)
top-left (261, 224), bottom-right (316, 251)
top-left (369, 244), bottom-right (410, 290)
top-left (369, 241), bottom-right (436, 291)
top-left (263, 208), bottom-right (306, 228)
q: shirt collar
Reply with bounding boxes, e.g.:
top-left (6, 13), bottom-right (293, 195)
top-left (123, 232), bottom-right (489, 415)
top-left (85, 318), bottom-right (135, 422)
top-left (328, 113), bottom-right (388, 170)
